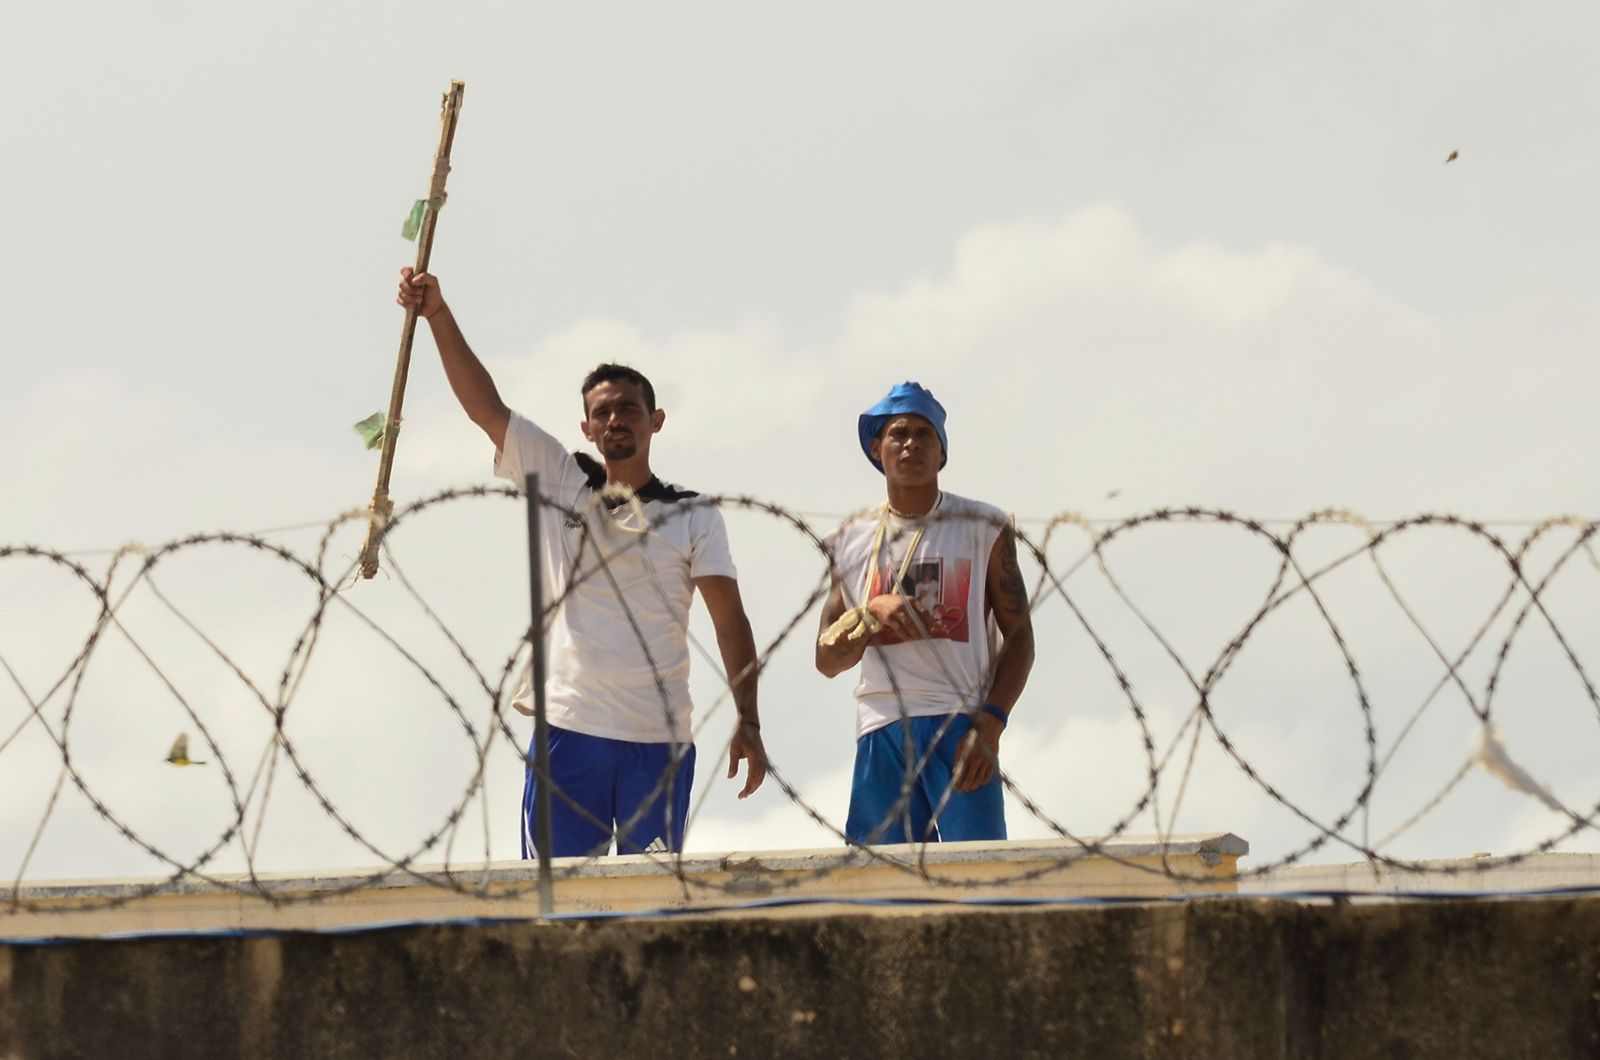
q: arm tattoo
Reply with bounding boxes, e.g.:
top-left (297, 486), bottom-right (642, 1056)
top-left (991, 530), bottom-right (1029, 624)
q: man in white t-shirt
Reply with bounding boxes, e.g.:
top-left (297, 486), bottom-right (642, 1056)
top-left (398, 268), bottom-right (767, 857)
top-left (815, 382), bottom-right (1034, 845)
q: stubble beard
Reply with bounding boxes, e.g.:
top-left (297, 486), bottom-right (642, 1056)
top-left (601, 436), bottom-right (638, 461)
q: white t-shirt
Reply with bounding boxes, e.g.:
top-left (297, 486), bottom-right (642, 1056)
top-left (827, 492), bottom-right (1007, 739)
top-left (495, 411), bottom-right (736, 742)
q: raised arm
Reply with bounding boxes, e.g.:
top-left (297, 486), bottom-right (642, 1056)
top-left (954, 526), bottom-right (1036, 793)
top-left (397, 268), bottom-right (510, 449)
top-left (695, 574), bottom-right (767, 798)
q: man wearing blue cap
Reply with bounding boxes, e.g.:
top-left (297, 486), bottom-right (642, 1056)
top-left (816, 382), bottom-right (1035, 844)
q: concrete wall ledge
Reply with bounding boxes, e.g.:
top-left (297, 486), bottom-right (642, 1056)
top-left (1251, 850), bottom-right (1600, 894)
top-left (4, 833), bottom-right (1246, 938)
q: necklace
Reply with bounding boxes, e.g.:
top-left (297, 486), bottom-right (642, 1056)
top-left (885, 491), bottom-right (943, 521)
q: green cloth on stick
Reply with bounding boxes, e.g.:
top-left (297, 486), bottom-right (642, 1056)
top-left (401, 198), bottom-right (443, 241)
top-left (354, 412), bottom-right (388, 450)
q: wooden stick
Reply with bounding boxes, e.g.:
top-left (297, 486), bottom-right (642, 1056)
top-left (360, 80), bottom-right (467, 580)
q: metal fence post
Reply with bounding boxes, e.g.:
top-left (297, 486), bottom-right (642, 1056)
top-left (525, 473), bottom-right (554, 915)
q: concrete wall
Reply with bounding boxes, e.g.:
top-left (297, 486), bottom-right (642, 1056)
top-left (4, 895), bottom-right (1600, 1059)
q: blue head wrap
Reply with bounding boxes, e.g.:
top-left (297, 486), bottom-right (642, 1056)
top-left (857, 381), bottom-right (949, 473)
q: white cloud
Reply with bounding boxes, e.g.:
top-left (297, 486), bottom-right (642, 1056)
top-left (1152, 243), bottom-right (1327, 328)
top-left (683, 763), bottom-right (853, 854)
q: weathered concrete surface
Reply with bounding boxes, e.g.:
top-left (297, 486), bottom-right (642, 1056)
top-left (3, 896), bottom-right (1599, 1059)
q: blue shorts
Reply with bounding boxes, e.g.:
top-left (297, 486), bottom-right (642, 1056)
top-left (520, 726), bottom-right (696, 858)
top-left (846, 714), bottom-right (1007, 845)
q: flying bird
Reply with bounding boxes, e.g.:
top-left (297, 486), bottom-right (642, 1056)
top-left (1106, 489), bottom-right (1122, 500)
top-left (165, 733), bottom-right (207, 767)
top-left (1444, 150), bottom-right (1459, 163)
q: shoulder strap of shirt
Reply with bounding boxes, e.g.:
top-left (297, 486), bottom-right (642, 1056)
top-left (571, 452), bottom-right (701, 503)
top-left (572, 452), bottom-right (607, 489)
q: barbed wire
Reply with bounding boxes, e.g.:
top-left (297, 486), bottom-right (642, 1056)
top-left (2, 488), bottom-right (1597, 917)
top-left (44, 510), bottom-right (1599, 559)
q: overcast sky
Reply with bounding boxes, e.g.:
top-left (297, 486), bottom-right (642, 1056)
top-left (3, 2), bottom-right (1598, 889)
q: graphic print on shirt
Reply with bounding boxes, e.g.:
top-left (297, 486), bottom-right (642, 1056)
top-left (869, 555), bottom-right (973, 644)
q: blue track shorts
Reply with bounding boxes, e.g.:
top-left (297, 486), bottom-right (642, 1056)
top-left (520, 726), bottom-right (696, 858)
top-left (845, 713), bottom-right (1007, 845)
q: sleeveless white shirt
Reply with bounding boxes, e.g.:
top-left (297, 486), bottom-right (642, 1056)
top-left (826, 492), bottom-right (1007, 738)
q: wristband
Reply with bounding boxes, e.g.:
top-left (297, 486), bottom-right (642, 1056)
top-left (979, 703), bottom-right (1008, 727)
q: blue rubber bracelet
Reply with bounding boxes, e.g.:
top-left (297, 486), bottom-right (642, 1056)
top-left (979, 703), bottom-right (1008, 727)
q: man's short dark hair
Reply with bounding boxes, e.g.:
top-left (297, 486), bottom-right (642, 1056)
top-left (581, 363), bottom-right (656, 414)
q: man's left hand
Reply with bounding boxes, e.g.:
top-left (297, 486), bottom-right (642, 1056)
top-left (952, 712), bottom-right (1004, 793)
top-left (728, 722), bottom-right (768, 799)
